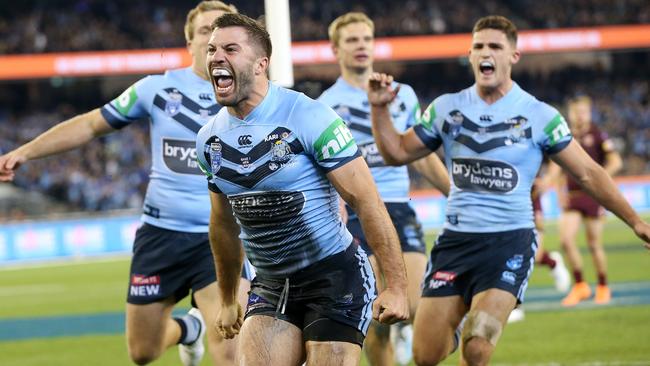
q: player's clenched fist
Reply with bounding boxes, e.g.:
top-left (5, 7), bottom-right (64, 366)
top-left (368, 72), bottom-right (401, 107)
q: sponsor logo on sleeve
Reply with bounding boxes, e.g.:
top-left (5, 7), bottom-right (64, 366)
top-left (162, 138), bottom-right (201, 175)
top-left (115, 86), bottom-right (138, 116)
top-left (451, 158), bottom-right (518, 193)
top-left (543, 114), bottom-right (571, 146)
top-left (314, 118), bottom-right (355, 160)
top-left (418, 103), bottom-right (436, 130)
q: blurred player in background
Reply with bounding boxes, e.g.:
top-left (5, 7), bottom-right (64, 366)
top-left (508, 166), bottom-right (570, 323)
top-left (318, 12), bottom-right (450, 366)
top-left (553, 96), bottom-right (623, 307)
top-left (197, 13), bottom-right (408, 365)
top-left (0, 2), bottom-right (251, 366)
top-left (367, 15), bottom-right (650, 365)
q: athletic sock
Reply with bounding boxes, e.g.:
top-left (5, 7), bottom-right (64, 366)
top-left (573, 270), bottom-right (583, 284)
top-left (538, 251), bottom-right (557, 269)
top-left (597, 273), bottom-right (607, 286)
top-left (174, 314), bottom-right (202, 345)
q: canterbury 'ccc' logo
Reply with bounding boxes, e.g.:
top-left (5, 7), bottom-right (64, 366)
top-left (238, 135), bottom-right (253, 146)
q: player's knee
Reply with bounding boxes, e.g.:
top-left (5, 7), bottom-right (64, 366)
top-left (128, 350), bottom-right (157, 365)
top-left (413, 348), bottom-right (445, 366)
top-left (127, 342), bottom-right (161, 365)
top-left (461, 310), bottom-right (503, 348)
top-left (412, 337), bottom-right (447, 366)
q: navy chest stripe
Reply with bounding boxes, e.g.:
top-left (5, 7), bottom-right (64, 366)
top-left (453, 131), bottom-right (531, 153)
top-left (153, 95), bottom-right (202, 133)
top-left (332, 104), bottom-right (370, 120)
top-left (216, 127), bottom-right (295, 163)
top-left (220, 138), bottom-right (304, 165)
top-left (348, 122), bottom-right (372, 135)
top-left (448, 111), bottom-right (528, 133)
top-left (162, 88), bottom-right (221, 115)
top-left (214, 142), bottom-right (305, 189)
top-left (442, 113), bottom-right (532, 153)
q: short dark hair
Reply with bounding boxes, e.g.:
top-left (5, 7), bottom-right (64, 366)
top-left (472, 15), bottom-right (518, 46)
top-left (211, 13), bottom-right (272, 58)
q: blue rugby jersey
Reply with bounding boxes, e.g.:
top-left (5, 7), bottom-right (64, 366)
top-left (318, 78), bottom-right (420, 202)
top-left (414, 83), bottom-right (572, 232)
top-left (100, 67), bottom-right (221, 232)
top-left (196, 82), bottom-right (360, 277)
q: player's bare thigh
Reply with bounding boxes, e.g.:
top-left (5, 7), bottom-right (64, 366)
top-left (125, 297), bottom-right (176, 362)
top-left (237, 315), bottom-right (304, 365)
top-left (412, 295), bottom-right (467, 364)
top-left (403, 251), bottom-right (427, 316)
top-left (193, 280), bottom-right (251, 364)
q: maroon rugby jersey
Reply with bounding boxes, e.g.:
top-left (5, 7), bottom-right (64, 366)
top-left (567, 124), bottom-right (614, 191)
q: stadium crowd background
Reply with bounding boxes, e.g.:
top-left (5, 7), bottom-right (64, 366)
top-left (1, 0), bottom-right (649, 219)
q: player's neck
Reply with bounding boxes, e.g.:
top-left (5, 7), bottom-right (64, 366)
top-left (477, 79), bottom-right (513, 105)
top-left (341, 67), bottom-right (372, 90)
top-left (227, 79), bottom-right (269, 120)
top-left (192, 64), bottom-right (210, 81)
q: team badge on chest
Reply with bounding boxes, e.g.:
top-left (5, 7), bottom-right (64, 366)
top-left (165, 90), bottom-right (183, 117)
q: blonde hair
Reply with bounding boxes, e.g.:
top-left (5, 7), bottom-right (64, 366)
top-left (184, 1), bottom-right (237, 42)
top-left (328, 12), bottom-right (374, 47)
top-left (567, 95), bottom-right (593, 108)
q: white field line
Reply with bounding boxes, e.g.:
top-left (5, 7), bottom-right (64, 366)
top-left (0, 254), bottom-right (131, 271)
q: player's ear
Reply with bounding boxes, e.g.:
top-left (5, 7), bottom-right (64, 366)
top-left (331, 43), bottom-right (339, 59)
top-left (255, 56), bottom-right (269, 76)
top-left (511, 49), bottom-right (521, 65)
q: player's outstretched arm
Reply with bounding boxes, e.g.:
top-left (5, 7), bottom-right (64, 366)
top-left (368, 72), bottom-right (432, 166)
top-left (409, 153), bottom-right (450, 197)
top-left (0, 108), bottom-right (114, 182)
top-left (327, 157), bottom-right (410, 323)
top-left (208, 191), bottom-right (245, 338)
top-left (550, 140), bottom-right (650, 249)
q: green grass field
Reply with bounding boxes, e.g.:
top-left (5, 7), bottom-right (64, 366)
top-left (1, 215), bottom-right (649, 366)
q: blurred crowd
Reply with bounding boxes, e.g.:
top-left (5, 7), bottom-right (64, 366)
top-left (1, 0), bottom-right (649, 216)
top-left (2, 57), bottom-right (648, 215)
top-left (0, 105), bottom-right (150, 213)
top-left (1, 0), bottom-right (650, 53)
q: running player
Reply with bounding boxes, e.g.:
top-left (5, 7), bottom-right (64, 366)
top-left (196, 13), bottom-right (409, 366)
top-left (367, 15), bottom-right (650, 365)
top-left (318, 12), bottom-right (449, 366)
top-left (556, 95), bottom-right (623, 306)
top-left (0, 3), bottom-right (250, 366)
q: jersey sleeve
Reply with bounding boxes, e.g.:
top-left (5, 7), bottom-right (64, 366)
top-left (294, 96), bottom-right (360, 172)
top-left (535, 105), bottom-right (573, 154)
top-left (599, 129), bottom-right (616, 153)
top-left (195, 123), bottom-right (222, 194)
top-left (412, 98), bottom-right (443, 151)
top-left (400, 84), bottom-right (421, 129)
top-left (100, 76), bottom-right (154, 129)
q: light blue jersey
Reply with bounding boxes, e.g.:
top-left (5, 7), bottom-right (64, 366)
top-left (196, 82), bottom-right (360, 277)
top-left (101, 67), bottom-right (221, 232)
top-left (318, 78), bottom-right (420, 202)
top-left (414, 83), bottom-right (572, 232)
